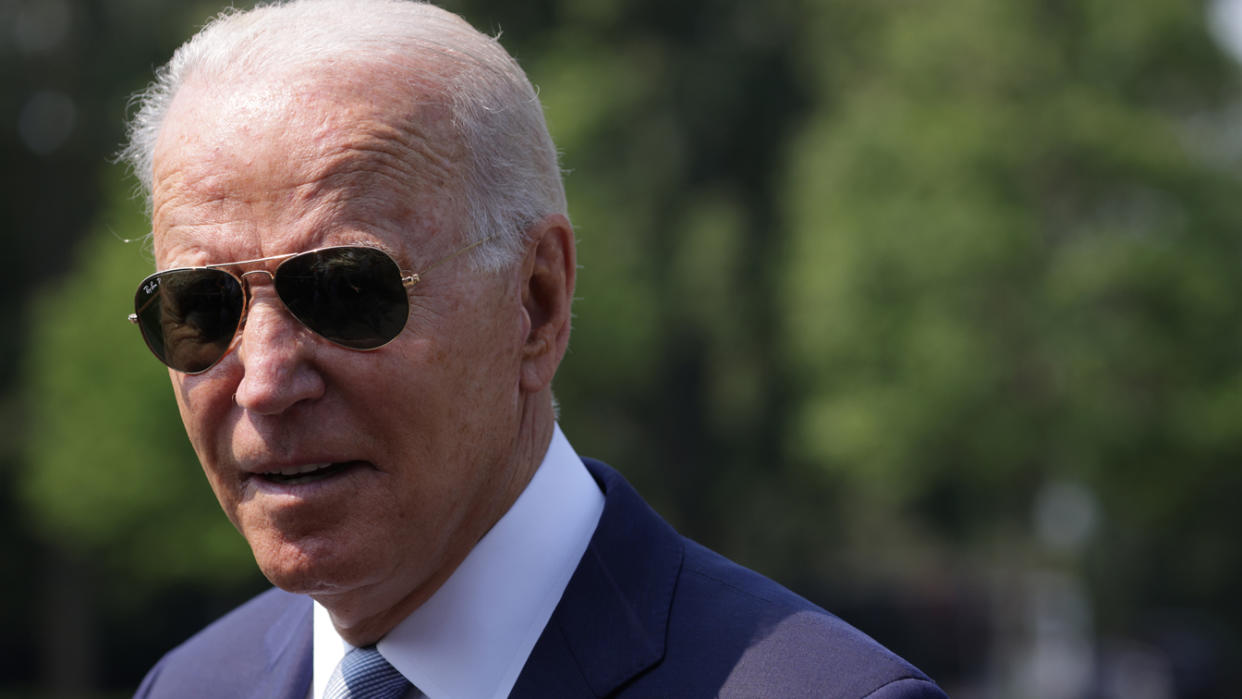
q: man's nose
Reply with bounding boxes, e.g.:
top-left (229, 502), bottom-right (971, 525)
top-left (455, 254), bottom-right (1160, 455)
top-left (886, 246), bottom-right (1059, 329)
top-left (231, 289), bottom-right (325, 414)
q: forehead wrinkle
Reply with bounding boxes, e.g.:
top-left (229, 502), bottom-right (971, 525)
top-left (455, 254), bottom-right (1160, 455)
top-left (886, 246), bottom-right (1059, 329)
top-left (314, 107), bottom-right (460, 189)
top-left (151, 65), bottom-right (469, 264)
top-left (297, 111), bottom-right (464, 231)
top-left (151, 177), bottom-right (254, 259)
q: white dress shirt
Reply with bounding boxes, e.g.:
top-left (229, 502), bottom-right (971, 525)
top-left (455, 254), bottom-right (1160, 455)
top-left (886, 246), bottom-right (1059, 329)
top-left (310, 423), bottom-right (605, 699)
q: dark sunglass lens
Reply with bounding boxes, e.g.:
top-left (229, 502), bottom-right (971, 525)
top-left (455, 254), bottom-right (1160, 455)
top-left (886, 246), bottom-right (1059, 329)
top-left (275, 247), bottom-right (409, 349)
top-left (134, 269), bottom-right (244, 373)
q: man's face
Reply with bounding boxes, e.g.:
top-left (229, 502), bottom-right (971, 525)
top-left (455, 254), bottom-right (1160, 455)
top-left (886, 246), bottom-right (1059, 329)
top-left (150, 73), bottom-right (532, 633)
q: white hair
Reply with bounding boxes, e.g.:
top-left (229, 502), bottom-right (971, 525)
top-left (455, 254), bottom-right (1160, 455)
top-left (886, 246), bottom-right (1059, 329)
top-left (120, 0), bottom-right (566, 270)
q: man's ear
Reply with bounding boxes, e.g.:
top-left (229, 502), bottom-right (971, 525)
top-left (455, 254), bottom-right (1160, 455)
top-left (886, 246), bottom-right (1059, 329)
top-left (518, 214), bottom-right (576, 394)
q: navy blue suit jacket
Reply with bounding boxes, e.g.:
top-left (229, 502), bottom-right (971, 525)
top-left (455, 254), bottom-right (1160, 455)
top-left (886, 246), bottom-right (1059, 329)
top-left (137, 460), bottom-right (947, 698)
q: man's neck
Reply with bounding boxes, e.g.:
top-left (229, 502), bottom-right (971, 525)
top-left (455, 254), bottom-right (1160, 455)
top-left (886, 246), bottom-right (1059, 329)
top-left (310, 420), bottom-right (605, 699)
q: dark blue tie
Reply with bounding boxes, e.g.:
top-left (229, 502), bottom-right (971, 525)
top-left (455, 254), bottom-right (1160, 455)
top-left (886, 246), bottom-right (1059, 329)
top-left (324, 645), bottom-right (412, 699)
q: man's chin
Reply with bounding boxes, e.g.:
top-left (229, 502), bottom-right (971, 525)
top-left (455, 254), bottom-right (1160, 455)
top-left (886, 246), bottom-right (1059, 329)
top-left (249, 539), bottom-right (373, 596)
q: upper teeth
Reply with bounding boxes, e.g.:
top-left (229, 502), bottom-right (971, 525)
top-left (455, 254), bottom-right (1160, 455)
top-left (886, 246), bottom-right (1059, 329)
top-left (267, 463), bottom-right (332, 476)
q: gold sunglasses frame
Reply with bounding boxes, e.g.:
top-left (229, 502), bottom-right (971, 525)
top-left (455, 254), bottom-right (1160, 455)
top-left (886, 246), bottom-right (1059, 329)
top-left (128, 236), bottom-right (495, 373)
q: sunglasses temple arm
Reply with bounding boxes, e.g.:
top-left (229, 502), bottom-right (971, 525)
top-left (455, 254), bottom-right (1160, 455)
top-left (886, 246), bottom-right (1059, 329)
top-left (411, 235), bottom-right (500, 283)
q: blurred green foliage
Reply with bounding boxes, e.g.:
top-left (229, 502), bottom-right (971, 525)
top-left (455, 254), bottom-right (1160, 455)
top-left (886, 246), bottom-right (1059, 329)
top-left (7, 0), bottom-right (1242, 695)
top-left (19, 178), bottom-right (253, 587)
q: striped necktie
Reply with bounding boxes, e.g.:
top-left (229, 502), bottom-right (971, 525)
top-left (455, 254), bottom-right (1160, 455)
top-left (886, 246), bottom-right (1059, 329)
top-left (324, 645), bottom-right (412, 699)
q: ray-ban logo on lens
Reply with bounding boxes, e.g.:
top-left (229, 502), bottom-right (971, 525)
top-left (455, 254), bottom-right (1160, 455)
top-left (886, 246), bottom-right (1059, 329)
top-left (144, 279), bottom-right (160, 295)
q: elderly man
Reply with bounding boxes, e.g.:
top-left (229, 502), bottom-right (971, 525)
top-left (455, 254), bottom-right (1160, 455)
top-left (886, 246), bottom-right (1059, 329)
top-left (124, 1), bottom-right (947, 697)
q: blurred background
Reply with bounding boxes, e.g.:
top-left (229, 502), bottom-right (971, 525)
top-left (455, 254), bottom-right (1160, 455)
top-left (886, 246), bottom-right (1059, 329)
top-left (4, 0), bottom-right (1242, 696)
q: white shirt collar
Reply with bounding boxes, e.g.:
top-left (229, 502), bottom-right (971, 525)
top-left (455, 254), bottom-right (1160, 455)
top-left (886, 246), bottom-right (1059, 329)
top-left (311, 423), bottom-right (604, 699)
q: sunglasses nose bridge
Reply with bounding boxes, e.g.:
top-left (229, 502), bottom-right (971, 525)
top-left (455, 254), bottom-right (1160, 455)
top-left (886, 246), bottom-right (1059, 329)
top-left (226, 268), bottom-right (279, 341)
top-left (237, 269), bottom-right (276, 308)
top-left (239, 268), bottom-right (276, 284)
top-left (238, 267), bottom-right (292, 327)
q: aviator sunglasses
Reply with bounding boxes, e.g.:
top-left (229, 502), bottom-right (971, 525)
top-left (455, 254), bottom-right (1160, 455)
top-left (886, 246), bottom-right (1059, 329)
top-left (129, 239), bottom-right (490, 374)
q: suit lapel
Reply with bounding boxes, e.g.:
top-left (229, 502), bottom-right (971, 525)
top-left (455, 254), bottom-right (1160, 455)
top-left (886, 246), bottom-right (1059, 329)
top-left (255, 592), bottom-right (314, 699)
top-left (510, 460), bottom-right (684, 698)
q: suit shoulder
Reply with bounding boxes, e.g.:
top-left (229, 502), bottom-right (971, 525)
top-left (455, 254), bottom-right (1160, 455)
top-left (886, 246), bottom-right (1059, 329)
top-left (572, 460), bottom-right (945, 697)
top-left (163, 586), bottom-right (307, 662)
top-left (136, 587), bottom-right (311, 698)
top-left (667, 541), bottom-right (947, 698)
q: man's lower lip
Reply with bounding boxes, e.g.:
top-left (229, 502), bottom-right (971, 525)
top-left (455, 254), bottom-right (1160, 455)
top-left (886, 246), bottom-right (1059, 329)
top-left (254, 461), bottom-right (367, 487)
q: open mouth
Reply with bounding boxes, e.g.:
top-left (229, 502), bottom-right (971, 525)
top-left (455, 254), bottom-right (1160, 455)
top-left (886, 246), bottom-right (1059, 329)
top-left (257, 461), bottom-right (362, 486)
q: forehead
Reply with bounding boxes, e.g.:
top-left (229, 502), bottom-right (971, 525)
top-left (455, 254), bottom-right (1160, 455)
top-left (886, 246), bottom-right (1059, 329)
top-left (151, 66), bottom-right (465, 260)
